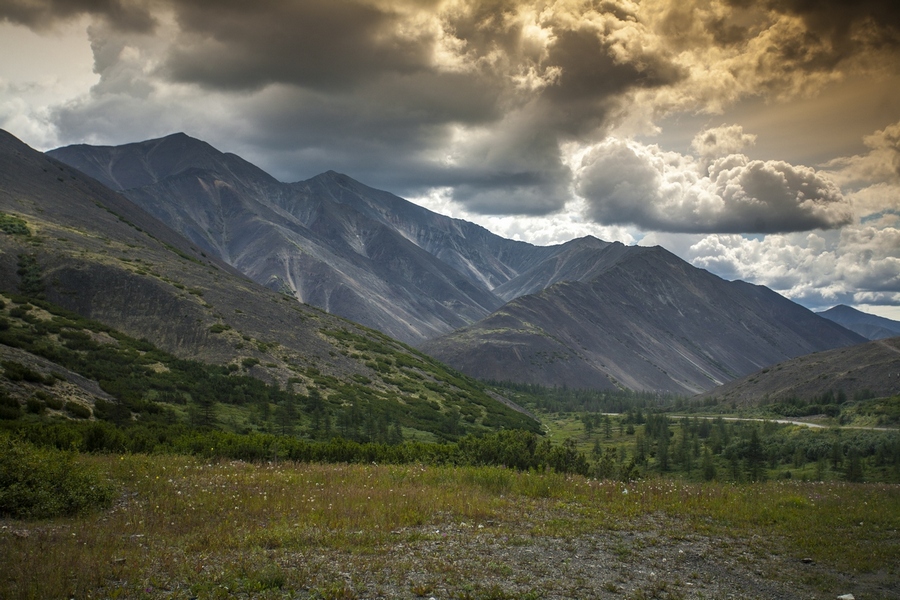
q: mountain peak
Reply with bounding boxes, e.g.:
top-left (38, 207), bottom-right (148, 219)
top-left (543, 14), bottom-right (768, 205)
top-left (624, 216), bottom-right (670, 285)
top-left (563, 235), bottom-right (610, 247)
top-left (142, 131), bottom-right (219, 155)
top-left (308, 170), bottom-right (357, 186)
top-left (48, 132), bottom-right (277, 191)
top-left (818, 304), bottom-right (900, 340)
top-left (821, 304), bottom-right (858, 315)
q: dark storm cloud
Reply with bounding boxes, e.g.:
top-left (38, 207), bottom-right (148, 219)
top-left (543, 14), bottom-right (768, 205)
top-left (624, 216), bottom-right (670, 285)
top-left (234, 85), bottom-right (570, 215)
top-left (753, 0), bottom-right (900, 44)
top-left (161, 0), bottom-right (433, 91)
top-left (725, 0), bottom-right (900, 72)
top-left (138, 0), bottom-right (685, 214)
top-left (151, 0), bottom-right (581, 213)
top-left (540, 25), bottom-right (685, 137)
top-left (24, 0), bottom-right (900, 224)
top-left (435, 118), bottom-right (573, 215)
top-left (0, 0), bottom-right (155, 32)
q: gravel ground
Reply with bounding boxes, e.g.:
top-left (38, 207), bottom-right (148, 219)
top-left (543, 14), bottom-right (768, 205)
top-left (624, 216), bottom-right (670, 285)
top-left (259, 518), bottom-right (898, 600)
top-left (4, 511), bottom-right (898, 599)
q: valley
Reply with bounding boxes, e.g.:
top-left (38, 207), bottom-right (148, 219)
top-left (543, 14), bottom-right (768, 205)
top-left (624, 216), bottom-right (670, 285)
top-left (48, 132), bottom-right (865, 394)
top-left (3, 0), bottom-right (900, 597)
top-left (0, 126), bottom-right (898, 599)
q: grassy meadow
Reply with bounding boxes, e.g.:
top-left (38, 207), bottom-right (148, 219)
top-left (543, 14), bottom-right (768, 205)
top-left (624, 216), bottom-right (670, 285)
top-left (2, 447), bottom-right (899, 599)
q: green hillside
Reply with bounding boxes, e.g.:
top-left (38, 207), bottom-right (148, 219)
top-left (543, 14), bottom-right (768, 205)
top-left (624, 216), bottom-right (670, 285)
top-left (0, 130), bottom-right (538, 443)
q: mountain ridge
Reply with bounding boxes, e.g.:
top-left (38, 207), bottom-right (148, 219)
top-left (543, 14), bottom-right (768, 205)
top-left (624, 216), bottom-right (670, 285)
top-left (51, 134), bottom-right (556, 343)
top-left (693, 336), bottom-right (900, 406)
top-left (48, 131), bottom-right (868, 394)
top-left (52, 134), bottom-right (515, 343)
top-left (817, 304), bottom-right (900, 341)
top-left (423, 245), bottom-right (866, 394)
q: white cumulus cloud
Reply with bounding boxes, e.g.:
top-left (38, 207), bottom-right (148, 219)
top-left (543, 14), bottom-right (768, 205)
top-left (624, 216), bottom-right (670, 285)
top-left (575, 128), bottom-right (853, 233)
top-left (643, 214), bottom-right (900, 312)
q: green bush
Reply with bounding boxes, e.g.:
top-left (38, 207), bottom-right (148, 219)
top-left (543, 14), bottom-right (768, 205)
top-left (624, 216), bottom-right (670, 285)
top-left (0, 433), bottom-right (116, 519)
top-left (1, 360), bottom-right (53, 385)
top-left (0, 212), bottom-right (30, 236)
top-left (65, 401), bottom-right (92, 419)
top-left (0, 394), bottom-right (21, 420)
top-left (25, 396), bottom-right (44, 414)
top-left (16, 254), bottom-right (44, 299)
top-left (43, 394), bottom-right (64, 410)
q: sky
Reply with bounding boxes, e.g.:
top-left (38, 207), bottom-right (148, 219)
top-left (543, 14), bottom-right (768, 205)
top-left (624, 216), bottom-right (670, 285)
top-left (1, 0), bottom-right (899, 319)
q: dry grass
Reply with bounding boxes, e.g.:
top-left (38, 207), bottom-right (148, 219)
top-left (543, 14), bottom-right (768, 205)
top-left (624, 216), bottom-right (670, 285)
top-left (1, 453), bottom-right (898, 599)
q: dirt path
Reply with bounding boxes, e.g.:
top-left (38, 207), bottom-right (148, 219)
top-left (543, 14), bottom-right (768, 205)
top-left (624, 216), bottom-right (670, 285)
top-left (665, 414), bottom-right (898, 432)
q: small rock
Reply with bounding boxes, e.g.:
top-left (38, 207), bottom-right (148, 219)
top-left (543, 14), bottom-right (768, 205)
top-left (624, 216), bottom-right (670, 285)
top-left (837, 595), bottom-right (855, 600)
top-left (801, 557), bottom-right (814, 564)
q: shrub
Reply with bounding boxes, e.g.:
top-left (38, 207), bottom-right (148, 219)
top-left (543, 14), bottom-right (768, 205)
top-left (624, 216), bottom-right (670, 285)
top-left (1, 360), bottom-right (53, 385)
top-left (0, 433), bottom-right (116, 519)
top-left (65, 401), bottom-right (92, 419)
top-left (0, 394), bottom-right (21, 420)
top-left (0, 212), bottom-right (30, 236)
top-left (43, 395), bottom-right (64, 410)
top-left (16, 254), bottom-right (44, 299)
top-left (25, 396), bottom-right (45, 414)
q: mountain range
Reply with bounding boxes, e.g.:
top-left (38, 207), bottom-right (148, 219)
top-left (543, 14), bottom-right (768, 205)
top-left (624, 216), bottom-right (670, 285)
top-left (49, 134), bottom-right (558, 345)
top-left (818, 305), bottom-right (900, 341)
top-left (46, 132), bottom-right (866, 394)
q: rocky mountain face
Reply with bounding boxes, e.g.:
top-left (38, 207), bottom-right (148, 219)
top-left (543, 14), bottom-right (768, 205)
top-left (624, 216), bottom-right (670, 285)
top-left (693, 336), bottom-right (900, 406)
top-left (49, 135), bottom-right (669, 345)
top-left (49, 133), bottom-right (867, 394)
top-left (50, 135), bottom-right (555, 344)
top-left (817, 305), bottom-right (900, 341)
top-left (1, 128), bottom-right (538, 438)
top-left (422, 246), bottom-right (867, 395)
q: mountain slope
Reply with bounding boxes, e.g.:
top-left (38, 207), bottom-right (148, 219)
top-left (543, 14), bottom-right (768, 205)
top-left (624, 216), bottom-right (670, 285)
top-left (817, 305), bottom-right (900, 340)
top-left (0, 128), bottom-right (538, 439)
top-left (49, 135), bottom-right (512, 344)
top-left (49, 135), bottom-right (660, 345)
top-left (292, 170), bottom-right (559, 291)
top-left (693, 337), bottom-right (900, 405)
top-left (422, 246), bottom-right (866, 394)
top-left (493, 237), bottom-right (628, 301)
top-left (48, 134), bottom-right (592, 343)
